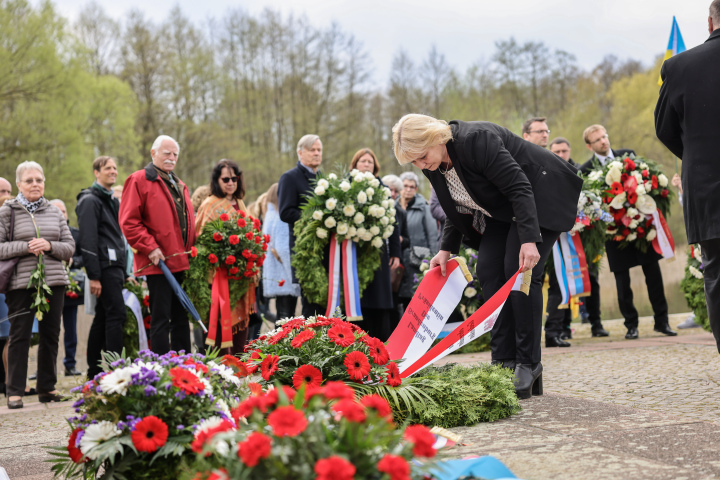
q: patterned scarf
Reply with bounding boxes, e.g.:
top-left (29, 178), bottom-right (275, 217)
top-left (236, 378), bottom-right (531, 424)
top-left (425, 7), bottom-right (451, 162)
top-left (16, 191), bottom-right (44, 214)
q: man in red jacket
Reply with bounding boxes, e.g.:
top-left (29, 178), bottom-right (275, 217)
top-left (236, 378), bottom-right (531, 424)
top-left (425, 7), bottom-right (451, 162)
top-left (119, 135), bottom-right (196, 354)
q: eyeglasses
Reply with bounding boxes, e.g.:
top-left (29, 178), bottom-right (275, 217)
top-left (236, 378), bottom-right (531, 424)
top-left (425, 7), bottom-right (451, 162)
top-left (22, 178), bottom-right (45, 185)
top-left (221, 176), bottom-right (238, 184)
top-left (529, 129), bottom-right (550, 135)
top-left (589, 134), bottom-right (609, 145)
top-left (402, 184), bottom-right (417, 190)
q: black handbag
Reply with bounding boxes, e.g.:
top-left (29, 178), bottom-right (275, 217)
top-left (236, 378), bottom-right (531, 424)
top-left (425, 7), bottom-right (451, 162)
top-left (0, 208), bottom-right (20, 293)
top-left (408, 245), bottom-right (431, 268)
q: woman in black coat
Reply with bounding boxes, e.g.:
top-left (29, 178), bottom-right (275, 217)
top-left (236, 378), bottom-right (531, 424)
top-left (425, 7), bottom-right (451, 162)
top-left (392, 114), bottom-right (582, 398)
top-left (349, 148), bottom-right (401, 341)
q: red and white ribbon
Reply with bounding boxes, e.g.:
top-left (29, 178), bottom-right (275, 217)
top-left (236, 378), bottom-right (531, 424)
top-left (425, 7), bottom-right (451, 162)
top-left (386, 257), bottom-right (472, 369)
top-left (325, 234), bottom-right (363, 321)
top-left (651, 208), bottom-right (675, 260)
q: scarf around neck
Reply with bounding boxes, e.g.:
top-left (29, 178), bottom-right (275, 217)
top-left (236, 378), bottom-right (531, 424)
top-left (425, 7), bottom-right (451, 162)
top-left (16, 191), bottom-right (44, 214)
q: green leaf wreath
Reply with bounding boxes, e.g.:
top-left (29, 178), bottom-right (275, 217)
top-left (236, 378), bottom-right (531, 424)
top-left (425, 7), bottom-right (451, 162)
top-left (680, 244), bottom-right (710, 331)
top-left (184, 211), bottom-right (268, 326)
top-left (292, 170), bottom-right (397, 306)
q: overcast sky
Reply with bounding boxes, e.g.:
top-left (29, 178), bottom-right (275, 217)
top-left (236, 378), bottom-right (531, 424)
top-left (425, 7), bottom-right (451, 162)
top-left (46, 0), bottom-right (713, 86)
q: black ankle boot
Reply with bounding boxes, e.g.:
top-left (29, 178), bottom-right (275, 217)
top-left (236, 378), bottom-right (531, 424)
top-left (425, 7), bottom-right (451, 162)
top-left (514, 362), bottom-right (543, 399)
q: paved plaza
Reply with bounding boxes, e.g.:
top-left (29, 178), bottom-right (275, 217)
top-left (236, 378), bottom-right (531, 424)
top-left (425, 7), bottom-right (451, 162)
top-left (2, 312), bottom-right (719, 479)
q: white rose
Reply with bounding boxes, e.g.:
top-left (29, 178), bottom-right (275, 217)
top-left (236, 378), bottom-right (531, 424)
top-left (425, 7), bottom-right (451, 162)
top-left (362, 232), bottom-right (373, 242)
top-left (353, 173), bottom-right (364, 183)
top-left (369, 226), bottom-right (380, 236)
top-left (317, 179), bottom-right (329, 189)
top-left (605, 166), bottom-right (622, 186)
top-left (658, 174), bottom-right (668, 187)
top-left (689, 265), bottom-right (704, 279)
top-left (636, 184), bottom-right (647, 195)
top-left (369, 178), bottom-right (380, 188)
top-left (367, 205), bottom-right (378, 217)
top-left (464, 287), bottom-right (477, 298)
top-left (626, 233), bottom-right (637, 242)
top-left (325, 198), bottom-right (337, 210)
top-left (336, 222), bottom-right (349, 235)
top-left (383, 225), bottom-right (395, 238)
top-left (646, 228), bottom-right (657, 241)
top-left (364, 171), bottom-right (375, 181)
top-left (352, 236), bottom-right (360, 243)
top-left (389, 207), bottom-right (396, 217)
top-left (374, 207), bottom-right (385, 218)
top-left (644, 181), bottom-right (652, 192)
top-left (328, 173), bottom-right (338, 180)
top-left (639, 163), bottom-right (649, 170)
top-left (381, 200), bottom-right (389, 209)
top-left (626, 208), bottom-right (639, 218)
top-left (371, 237), bottom-right (384, 248)
top-left (339, 181), bottom-right (351, 192)
top-left (629, 220), bottom-right (638, 229)
top-left (632, 171), bottom-right (643, 185)
top-left (694, 245), bottom-right (703, 262)
top-left (383, 187), bottom-right (392, 199)
top-left (635, 194), bottom-right (657, 214)
top-left (324, 216), bottom-right (336, 228)
top-left (609, 161), bottom-right (624, 170)
top-left (343, 204), bottom-right (356, 217)
top-left (588, 170), bottom-right (602, 182)
top-left (380, 216), bottom-right (389, 226)
top-left (316, 228), bottom-right (328, 239)
top-left (357, 227), bottom-right (367, 237)
top-left (314, 186), bottom-right (326, 196)
top-left (609, 192), bottom-right (626, 210)
top-left (357, 191), bottom-right (368, 204)
top-left (353, 212), bottom-right (365, 224)
top-left (349, 169), bottom-right (360, 176)
top-left (365, 187), bottom-right (374, 199)
top-left (347, 226), bottom-right (357, 237)
top-left (312, 210), bottom-right (323, 221)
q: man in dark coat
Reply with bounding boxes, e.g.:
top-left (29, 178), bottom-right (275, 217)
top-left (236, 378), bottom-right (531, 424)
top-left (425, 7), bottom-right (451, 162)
top-left (580, 125), bottom-right (675, 340)
top-left (655, 0), bottom-right (720, 352)
top-left (77, 156), bottom-right (128, 379)
top-left (278, 134), bottom-right (324, 317)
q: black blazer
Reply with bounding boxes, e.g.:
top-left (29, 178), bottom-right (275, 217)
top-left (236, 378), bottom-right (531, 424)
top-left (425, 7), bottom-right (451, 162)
top-left (655, 29), bottom-right (720, 243)
top-left (278, 161), bottom-right (318, 250)
top-left (426, 121), bottom-right (583, 253)
top-left (579, 149), bottom-right (635, 174)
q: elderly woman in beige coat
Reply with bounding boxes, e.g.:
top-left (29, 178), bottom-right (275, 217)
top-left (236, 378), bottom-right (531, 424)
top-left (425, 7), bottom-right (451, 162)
top-left (0, 161), bottom-right (74, 409)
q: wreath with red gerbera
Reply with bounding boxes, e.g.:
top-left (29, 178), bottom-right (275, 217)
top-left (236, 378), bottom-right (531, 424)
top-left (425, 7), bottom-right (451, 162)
top-left (131, 416), bottom-right (169, 453)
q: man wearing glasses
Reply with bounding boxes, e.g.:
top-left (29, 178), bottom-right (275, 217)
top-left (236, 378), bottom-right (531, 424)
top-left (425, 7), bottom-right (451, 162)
top-left (522, 117), bottom-right (550, 148)
top-left (120, 135), bottom-right (196, 354)
top-left (580, 125), bottom-right (675, 340)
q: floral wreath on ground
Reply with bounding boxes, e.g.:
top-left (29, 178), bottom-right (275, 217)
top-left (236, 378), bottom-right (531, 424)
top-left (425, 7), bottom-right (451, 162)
top-left (184, 210), bottom-right (268, 325)
top-left (680, 244), bottom-right (710, 332)
top-left (185, 382), bottom-right (439, 480)
top-left (292, 170), bottom-right (396, 306)
top-left (414, 248), bottom-right (484, 316)
top-left (238, 315), bottom-right (519, 428)
top-left (49, 351), bottom-right (253, 480)
top-left (123, 280), bottom-right (152, 357)
top-left (584, 154), bottom-right (672, 252)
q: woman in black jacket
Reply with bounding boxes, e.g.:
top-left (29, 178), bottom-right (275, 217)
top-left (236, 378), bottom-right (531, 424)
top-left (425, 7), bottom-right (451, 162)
top-left (392, 114), bottom-right (582, 398)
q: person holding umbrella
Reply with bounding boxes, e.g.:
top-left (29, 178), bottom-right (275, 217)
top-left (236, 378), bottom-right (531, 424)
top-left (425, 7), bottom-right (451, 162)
top-left (119, 135), bottom-right (196, 354)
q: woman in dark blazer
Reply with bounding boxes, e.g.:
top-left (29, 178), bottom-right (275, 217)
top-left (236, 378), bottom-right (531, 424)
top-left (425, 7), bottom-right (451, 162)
top-left (392, 114), bottom-right (582, 398)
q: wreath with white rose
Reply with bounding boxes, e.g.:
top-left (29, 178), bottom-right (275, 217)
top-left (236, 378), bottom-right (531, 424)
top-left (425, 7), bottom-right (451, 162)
top-left (293, 170), bottom-right (397, 306)
top-left (584, 154), bottom-right (673, 252)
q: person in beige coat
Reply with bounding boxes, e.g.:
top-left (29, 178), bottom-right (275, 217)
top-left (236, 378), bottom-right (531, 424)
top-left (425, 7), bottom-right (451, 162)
top-left (0, 161), bottom-right (74, 409)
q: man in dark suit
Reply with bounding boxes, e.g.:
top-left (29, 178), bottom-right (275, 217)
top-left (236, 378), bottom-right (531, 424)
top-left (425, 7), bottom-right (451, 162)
top-left (580, 125), bottom-right (675, 340)
top-left (655, 0), bottom-right (720, 353)
top-left (278, 134), bottom-right (324, 317)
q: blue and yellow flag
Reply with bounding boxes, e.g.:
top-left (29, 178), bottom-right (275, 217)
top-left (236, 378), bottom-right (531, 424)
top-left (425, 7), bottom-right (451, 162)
top-left (658, 16), bottom-right (686, 85)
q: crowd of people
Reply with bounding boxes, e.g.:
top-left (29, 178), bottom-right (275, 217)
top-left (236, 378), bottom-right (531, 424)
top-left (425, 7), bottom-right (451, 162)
top-left (1, 0), bottom-right (719, 408)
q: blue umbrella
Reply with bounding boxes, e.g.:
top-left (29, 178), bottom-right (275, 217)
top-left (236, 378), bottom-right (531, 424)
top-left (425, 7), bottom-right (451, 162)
top-left (158, 259), bottom-right (207, 332)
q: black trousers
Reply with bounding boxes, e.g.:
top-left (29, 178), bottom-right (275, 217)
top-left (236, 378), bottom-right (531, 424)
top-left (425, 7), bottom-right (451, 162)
top-left (62, 304), bottom-right (78, 370)
top-left (300, 291), bottom-right (324, 318)
top-left (86, 267), bottom-right (127, 379)
top-left (6, 286), bottom-right (65, 397)
top-left (613, 260), bottom-right (668, 329)
top-left (275, 295), bottom-right (299, 321)
top-left (545, 272), bottom-right (571, 338)
top-left (700, 238), bottom-right (720, 353)
top-left (146, 271), bottom-right (191, 354)
top-left (354, 308), bottom-right (391, 342)
top-left (476, 217), bottom-right (560, 365)
top-left (582, 267), bottom-right (604, 329)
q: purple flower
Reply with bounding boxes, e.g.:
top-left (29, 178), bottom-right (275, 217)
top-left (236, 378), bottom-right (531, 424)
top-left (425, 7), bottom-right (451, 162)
top-left (176, 424), bottom-right (184, 430)
top-left (117, 421), bottom-right (126, 430)
top-left (175, 391), bottom-right (187, 400)
top-left (144, 386), bottom-right (157, 397)
top-left (75, 430), bottom-right (84, 448)
top-left (72, 399), bottom-right (84, 408)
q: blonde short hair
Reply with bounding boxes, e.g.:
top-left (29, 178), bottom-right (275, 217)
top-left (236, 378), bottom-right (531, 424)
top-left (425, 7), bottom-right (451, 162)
top-left (582, 125), bottom-right (607, 145)
top-left (392, 114), bottom-right (453, 165)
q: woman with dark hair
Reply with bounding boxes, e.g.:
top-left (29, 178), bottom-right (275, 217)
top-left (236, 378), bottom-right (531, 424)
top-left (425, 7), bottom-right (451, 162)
top-left (194, 159), bottom-right (253, 353)
top-left (349, 148), bottom-right (401, 341)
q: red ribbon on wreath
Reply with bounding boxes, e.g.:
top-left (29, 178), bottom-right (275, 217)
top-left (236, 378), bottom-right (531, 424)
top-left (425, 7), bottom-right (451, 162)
top-left (206, 268), bottom-right (234, 348)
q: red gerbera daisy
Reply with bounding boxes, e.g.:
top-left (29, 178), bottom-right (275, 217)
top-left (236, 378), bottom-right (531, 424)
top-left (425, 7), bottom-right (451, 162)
top-left (268, 329), bottom-right (289, 345)
top-left (292, 364), bottom-right (323, 389)
top-left (385, 362), bottom-right (401, 387)
top-left (610, 182), bottom-right (624, 196)
top-left (403, 424), bottom-right (436, 458)
top-left (291, 330), bottom-right (316, 348)
top-left (343, 351), bottom-right (371, 380)
top-left (322, 381), bottom-right (356, 400)
top-left (377, 454), bottom-right (411, 480)
top-left (67, 428), bottom-right (86, 463)
top-left (220, 355), bottom-right (249, 377)
top-left (328, 324), bottom-right (355, 347)
top-left (131, 416), bottom-right (169, 453)
top-left (248, 382), bottom-right (263, 396)
top-left (237, 431), bottom-right (272, 467)
top-left (208, 253), bottom-right (218, 264)
top-left (260, 354), bottom-right (279, 380)
top-left (332, 399), bottom-right (367, 423)
top-left (228, 234), bottom-right (239, 245)
top-left (190, 246), bottom-right (197, 257)
top-left (191, 420), bottom-right (236, 454)
top-left (262, 385), bottom-right (296, 407)
top-left (213, 232), bottom-right (223, 242)
top-left (170, 367), bottom-right (205, 394)
top-left (267, 405), bottom-right (308, 437)
top-left (219, 213), bottom-right (230, 221)
top-left (315, 456), bottom-right (356, 480)
top-left (366, 338), bottom-right (390, 365)
top-left (232, 396), bottom-right (267, 421)
top-left (360, 394), bottom-right (392, 419)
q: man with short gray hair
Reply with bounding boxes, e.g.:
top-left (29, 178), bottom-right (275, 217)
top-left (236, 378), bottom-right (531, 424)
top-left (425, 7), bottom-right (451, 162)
top-left (656, 0), bottom-right (720, 353)
top-left (278, 134), bottom-right (323, 317)
top-left (0, 177), bottom-right (12, 198)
